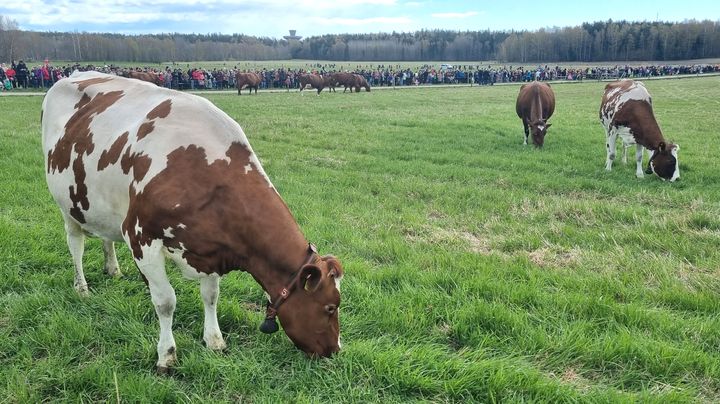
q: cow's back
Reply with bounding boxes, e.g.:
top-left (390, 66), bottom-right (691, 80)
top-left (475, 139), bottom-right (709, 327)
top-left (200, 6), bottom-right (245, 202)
top-left (600, 80), bottom-right (653, 131)
top-left (42, 71), bottom-right (269, 240)
top-left (516, 81), bottom-right (555, 120)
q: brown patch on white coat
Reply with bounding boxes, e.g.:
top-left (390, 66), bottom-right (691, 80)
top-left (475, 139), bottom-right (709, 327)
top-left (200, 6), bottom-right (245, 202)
top-left (42, 71), bottom-right (344, 372)
top-left (600, 79), bottom-right (679, 181)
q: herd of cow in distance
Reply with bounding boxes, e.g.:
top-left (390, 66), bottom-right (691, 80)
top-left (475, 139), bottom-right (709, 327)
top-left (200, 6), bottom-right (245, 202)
top-left (39, 67), bottom-right (679, 372)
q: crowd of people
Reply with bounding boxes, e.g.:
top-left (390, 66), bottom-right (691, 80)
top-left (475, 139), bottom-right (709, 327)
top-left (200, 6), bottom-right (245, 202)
top-left (1, 59), bottom-right (718, 92)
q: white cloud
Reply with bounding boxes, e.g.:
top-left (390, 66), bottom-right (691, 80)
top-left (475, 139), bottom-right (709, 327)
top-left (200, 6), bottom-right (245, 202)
top-left (431, 11), bottom-right (480, 19)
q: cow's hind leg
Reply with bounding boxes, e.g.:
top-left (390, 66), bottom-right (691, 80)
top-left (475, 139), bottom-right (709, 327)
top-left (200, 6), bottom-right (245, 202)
top-left (102, 240), bottom-right (121, 277)
top-left (200, 275), bottom-right (226, 350)
top-left (134, 240), bottom-right (177, 373)
top-left (64, 216), bottom-right (89, 296)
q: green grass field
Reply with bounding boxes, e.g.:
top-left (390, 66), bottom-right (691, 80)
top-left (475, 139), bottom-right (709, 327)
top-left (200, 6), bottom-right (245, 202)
top-left (1, 76), bottom-right (719, 402)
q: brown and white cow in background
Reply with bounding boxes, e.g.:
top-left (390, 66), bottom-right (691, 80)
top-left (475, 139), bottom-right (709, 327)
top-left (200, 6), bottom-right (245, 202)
top-left (600, 79), bottom-right (679, 181)
top-left (42, 71), bottom-right (343, 372)
top-left (515, 81), bottom-right (555, 147)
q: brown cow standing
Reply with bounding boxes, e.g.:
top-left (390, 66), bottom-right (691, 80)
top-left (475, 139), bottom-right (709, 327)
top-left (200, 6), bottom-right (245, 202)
top-left (298, 73), bottom-right (326, 95)
top-left (236, 72), bottom-right (262, 95)
top-left (515, 81), bottom-right (555, 147)
top-left (323, 75), bottom-right (336, 93)
top-left (330, 72), bottom-right (359, 93)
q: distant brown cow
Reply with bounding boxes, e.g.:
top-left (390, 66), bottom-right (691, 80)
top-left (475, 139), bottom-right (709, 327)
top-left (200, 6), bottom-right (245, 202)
top-left (123, 70), bottom-right (160, 85)
top-left (236, 72), bottom-right (262, 95)
top-left (298, 73), bottom-right (326, 95)
top-left (515, 81), bottom-right (555, 147)
top-left (330, 72), bottom-right (358, 93)
top-left (353, 74), bottom-right (371, 92)
top-left (323, 75), bottom-right (336, 93)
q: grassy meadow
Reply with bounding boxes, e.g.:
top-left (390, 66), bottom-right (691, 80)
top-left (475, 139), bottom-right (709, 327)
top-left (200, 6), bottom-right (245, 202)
top-left (1, 76), bottom-right (720, 402)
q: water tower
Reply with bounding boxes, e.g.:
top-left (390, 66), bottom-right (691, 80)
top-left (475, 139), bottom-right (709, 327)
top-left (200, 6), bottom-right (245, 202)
top-left (283, 30), bottom-right (302, 41)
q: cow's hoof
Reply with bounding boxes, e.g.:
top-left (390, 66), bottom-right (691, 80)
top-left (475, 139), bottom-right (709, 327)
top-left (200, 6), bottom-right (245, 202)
top-left (156, 365), bottom-right (174, 376)
top-left (106, 266), bottom-right (123, 277)
top-left (204, 335), bottom-right (227, 351)
top-left (74, 284), bottom-right (90, 297)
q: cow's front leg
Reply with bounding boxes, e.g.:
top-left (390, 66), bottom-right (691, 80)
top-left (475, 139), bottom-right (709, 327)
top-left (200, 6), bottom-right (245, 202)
top-left (605, 129), bottom-right (618, 171)
top-left (523, 120), bottom-right (530, 145)
top-left (135, 241), bottom-right (177, 373)
top-left (635, 144), bottom-right (645, 178)
top-left (200, 275), bottom-right (226, 351)
top-left (102, 240), bottom-right (122, 277)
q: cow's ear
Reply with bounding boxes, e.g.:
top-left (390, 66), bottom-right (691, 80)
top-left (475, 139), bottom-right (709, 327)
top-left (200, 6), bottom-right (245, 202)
top-left (545, 123), bottom-right (552, 129)
top-left (658, 142), bottom-right (666, 151)
top-left (323, 255), bottom-right (344, 280)
top-left (298, 264), bottom-right (322, 293)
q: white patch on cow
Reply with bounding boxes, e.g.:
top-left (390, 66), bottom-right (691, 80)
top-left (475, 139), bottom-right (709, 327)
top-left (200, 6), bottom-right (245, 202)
top-left (615, 126), bottom-right (636, 148)
top-left (163, 227), bottom-right (174, 239)
top-left (537, 125), bottom-right (545, 132)
top-left (174, 203), bottom-right (180, 209)
top-left (163, 242), bottom-right (214, 280)
top-left (244, 163), bottom-right (253, 174)
top-left (177, 223), bottom-right (187, 229)
top-left (670, 146), bottom-right (680, 182)
top-left (134, 218), bottom-right (143, 237)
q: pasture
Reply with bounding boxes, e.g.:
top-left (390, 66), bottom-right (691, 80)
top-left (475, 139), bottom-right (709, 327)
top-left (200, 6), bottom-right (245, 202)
top-left (1, 76), bottom-right (720, 402)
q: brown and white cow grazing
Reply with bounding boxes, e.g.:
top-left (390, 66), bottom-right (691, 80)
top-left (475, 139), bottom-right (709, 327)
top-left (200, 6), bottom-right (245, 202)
top-left (600, 79), bottom-right (680, 181)
top-left (42, 71), bottom-right (343, 372)
top-left (515, 81), bottom-right (555, 147)
top-left (298, 73), bottom-right (326, 96)
top-left (236, 72), bottom-right (262, 95)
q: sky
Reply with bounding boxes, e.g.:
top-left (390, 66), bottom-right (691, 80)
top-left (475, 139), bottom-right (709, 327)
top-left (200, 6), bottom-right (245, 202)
top-left (2, 0), bottom-right (718, 38)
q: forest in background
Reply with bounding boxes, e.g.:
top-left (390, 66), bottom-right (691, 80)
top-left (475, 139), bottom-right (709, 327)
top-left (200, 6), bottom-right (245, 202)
top-left (1, 16), bottom-right (719, 64)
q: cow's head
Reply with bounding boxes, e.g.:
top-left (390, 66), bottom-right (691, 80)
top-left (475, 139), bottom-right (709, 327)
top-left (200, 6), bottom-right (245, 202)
top-left (647, 142), bottom-right (680, 181)
top-left (277, 255), bottom-right (343, 357)
top-left (530, 120), bottom-right (551, 147)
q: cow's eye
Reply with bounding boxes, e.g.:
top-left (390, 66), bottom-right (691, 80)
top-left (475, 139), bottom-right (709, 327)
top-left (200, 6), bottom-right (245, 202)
top-left (324, 304), bottom-right (337, 315)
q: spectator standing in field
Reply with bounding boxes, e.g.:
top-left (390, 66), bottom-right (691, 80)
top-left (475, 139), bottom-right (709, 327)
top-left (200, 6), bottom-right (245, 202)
top-left (15, 60), bottom-right (28, 88)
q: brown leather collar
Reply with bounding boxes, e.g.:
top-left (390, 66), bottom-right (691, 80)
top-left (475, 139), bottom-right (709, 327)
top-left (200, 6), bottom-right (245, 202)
top-left (259, 243), bottom-right (318, 334)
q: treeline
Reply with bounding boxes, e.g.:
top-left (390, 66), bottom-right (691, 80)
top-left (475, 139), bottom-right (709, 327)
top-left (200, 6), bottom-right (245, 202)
top-left (1, 17), bottom-right (719, 64)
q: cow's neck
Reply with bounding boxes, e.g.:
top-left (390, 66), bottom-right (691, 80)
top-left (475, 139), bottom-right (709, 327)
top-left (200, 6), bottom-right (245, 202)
top-left (240, 218), bottom-right (310, 301)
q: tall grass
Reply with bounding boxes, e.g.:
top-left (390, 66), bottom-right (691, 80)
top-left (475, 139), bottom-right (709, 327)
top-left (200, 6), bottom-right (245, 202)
top-left (1, 76), bottom-right (719, 402)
